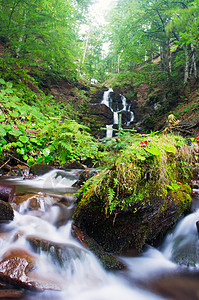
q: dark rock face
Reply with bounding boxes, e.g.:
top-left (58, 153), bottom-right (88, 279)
top-left (0, 200), bottom-right (14, 222)
top-left (80, 87), bottom-right (135, 138)
top-left (64, 161), bottom-right (87, 170)
top-left (100, 104), bottom-right (113, 120)
top-left (30, 163), bottom-right (53, 176)
top-left (74, 169), bottom-right (98, 187)
top-left (0, 289), bottom-right (24, 299)
top-left (73, 195), bottom-right (189, 254)
top-left (71, 224), bottom-right (126, 271)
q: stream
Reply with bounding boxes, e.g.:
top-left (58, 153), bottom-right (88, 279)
top-left (0, 170), bottom-right (199, 300)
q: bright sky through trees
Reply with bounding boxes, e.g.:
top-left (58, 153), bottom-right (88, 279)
top-left (89, 0), bottom-right (117, 25)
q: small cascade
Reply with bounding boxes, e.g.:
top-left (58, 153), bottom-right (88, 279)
top-left (101, 88), bottom-right (134, 138)
top-left (161, 209), bottom-right (199, 267)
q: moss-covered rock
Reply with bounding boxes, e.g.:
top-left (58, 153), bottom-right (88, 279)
top-left (73, 134), bottom-right (195, 254)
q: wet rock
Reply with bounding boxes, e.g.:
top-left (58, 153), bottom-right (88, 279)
top-left (0, 248), bottom-right (62, 291)
top-left (0, 289), bottom-right (24, 298)
top-left (63, 161), bottom-right (87, 170)
top-left (30, 163), bottom-right (53, 176)
top-left (12, 193), bottom-right (36, 206)
top-left (73, 192), bottom-right (190, 254)
top-left (0, 200), bottom-right (14, 223)
top-left (26, 235), bottom-right (86, 268)
top-left (12, 193), bottom-right (55, 215)
top-left (0, 183), bottom-right (15, 202)
top-left (50, 203), bottom-right (74, 227)
top-left (171, 234), bottom-right (198, 267)
top-left (147, 270), bottom-right (199, 300)
top-left (72, 224), bottom-right (126, 271)
top-left (196, 220), bottom-right (199, 233)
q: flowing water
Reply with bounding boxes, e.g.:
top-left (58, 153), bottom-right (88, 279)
top-left (0, 170), bottom-right (199, 300)
top-left (101, 88), bottom-right (134, 138)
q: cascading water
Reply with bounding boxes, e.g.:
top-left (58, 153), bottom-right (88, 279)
top-left (0, 172), bottom-right (199, 300)
top-left (101, 88), bottom-right (134, 138)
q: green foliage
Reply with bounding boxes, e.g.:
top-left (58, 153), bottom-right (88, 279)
top-left (104, 0), bottom-right (198, 85)
top-left (0, 0), bottom-right (92, 79)
top-left (77, 132), bottom-right (195, 215)
top-left (0, 79), bottom-right (100, 165)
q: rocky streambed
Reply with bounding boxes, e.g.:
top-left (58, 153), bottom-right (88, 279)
top-left (0, 169), bottom-right (199, 300)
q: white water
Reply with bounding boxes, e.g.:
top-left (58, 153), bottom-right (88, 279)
top-left (1, 172), bottom-right (199, 300)
top-left (101, 88), bottom-right (134, 138)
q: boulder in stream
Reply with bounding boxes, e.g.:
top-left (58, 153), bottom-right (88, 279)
top-left (72, 224), bottom-right (127, 271)
top-left (0, 200), bottom-right (14, 222)
top-left (0, 248), bottom-right (63, 291)
top-left (30, 163), bottom-right (53, 176)
top-left (26, 235), bottom-right (87, 268)
top-left (73, 134), bottom-right (194, 254)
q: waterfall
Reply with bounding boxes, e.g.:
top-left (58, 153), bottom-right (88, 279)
top-left (101, 88), bottom-right (134, 138)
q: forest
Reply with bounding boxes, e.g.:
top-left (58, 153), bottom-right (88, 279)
top-left (0, 0), bottom-right (198, 167)
top-left (0, 1), bottom-right (199, 299)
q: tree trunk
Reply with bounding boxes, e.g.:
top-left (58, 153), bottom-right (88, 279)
top-left (190, 44), bottom-right (197, 79)
top-left (184, 48), bottom-right (189, 84)
top-left (82, 29), bottom-right (90, 64)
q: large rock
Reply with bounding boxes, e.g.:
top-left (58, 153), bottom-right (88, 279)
top-left (71, 224), bottom-right (126, 271)
top-left (73, 189), bottom-right (191, 254)
top-left (0, 200), bottom-right (14, 222)
top-left (0, 248), bottom-right (62, 291)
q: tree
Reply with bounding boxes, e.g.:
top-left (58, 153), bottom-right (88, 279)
top-left (0, 0), bottom-right (92, 79)
top-left (106, 0), bottom-right (198, 85)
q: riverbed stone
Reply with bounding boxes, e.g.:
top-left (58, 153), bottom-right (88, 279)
top-left (146, 270), bottom-right (199, 300)
top-left (26, 235), bottom-right (86, 268)
top-left (0, 200), bottom-right (14, 222)
top-left (0, 289), bottom-right (24, 298)
top-left (30, 163), bottom-right (53, 176)
top-left (0, 248), bottom-right (62, 291)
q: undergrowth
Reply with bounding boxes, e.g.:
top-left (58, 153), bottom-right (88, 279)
top-left (0, 79), bottom-right (100, 165)
top-left (77, 131), bottom-right (196, 215)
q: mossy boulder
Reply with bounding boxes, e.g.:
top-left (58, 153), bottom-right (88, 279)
top-left (73, 134), bottom-right (194, 254)
top-left (73, 188), bottom-right (191, 254)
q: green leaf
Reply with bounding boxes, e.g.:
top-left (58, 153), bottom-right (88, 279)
top-left (19, 136), bottom-right (29, 143)
top-left (163, 143), bottom-right (176, 154)
top-left (145, 146), bottom-right (162, 156)
top-left (16, 141), bottom-right (23, 147)
top-left (9, 111), bottom-right (19, 118)
top-left (42, 148), bottom-right (51, 157)
top-left (9, 128), bottom-right (21, 137)
top-left (6, 82), bottom-right (13, 89)
top-left (0, 127), bottom-right (6, 136)
top-left (17, 148), bottom-right (25, 155)
top-left (23, 155), bottom-right (29, 161)
top-left (136, 153), bottom-right (146, 160)
top-left (0, 79), bottom-right (6, 85)
top-left (4, 88), bottom-right (14, 94)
